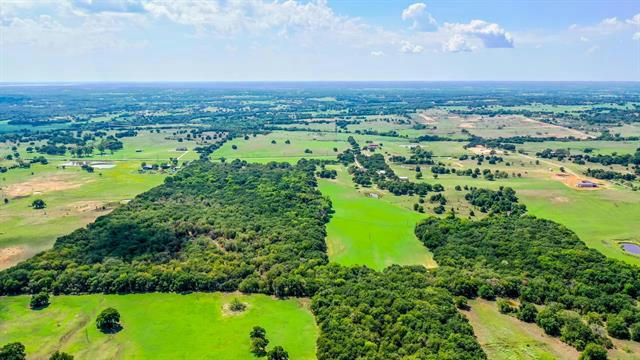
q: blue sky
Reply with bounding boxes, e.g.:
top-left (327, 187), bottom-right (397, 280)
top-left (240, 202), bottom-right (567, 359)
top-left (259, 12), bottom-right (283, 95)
top-left (1, 0), bottom-right (639, 81)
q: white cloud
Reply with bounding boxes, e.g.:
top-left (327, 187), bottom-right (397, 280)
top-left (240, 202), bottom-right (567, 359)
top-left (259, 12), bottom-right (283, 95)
top-left (442, 34), bottom-right (473, 52)
top-left (399, 40), bottom-right (423, 54)
top-left (628, 14), bottom-right (640, 26)
top-left (370, 50), bottom-right (385, 57)
top-left (633, 32), bottom-right (640, 40)
top-left (570, 15), bottom-right (634, 35)
top-left (580, 36), bottom-right (589, 42)
top-left (70, 0), bottom-right (146, 14)
top-left (401, 2), bottom-right (436, 31)
top-left (586, 45), bottom-right (599, 54)
top-left (443, 20), bottom-right (513, 48)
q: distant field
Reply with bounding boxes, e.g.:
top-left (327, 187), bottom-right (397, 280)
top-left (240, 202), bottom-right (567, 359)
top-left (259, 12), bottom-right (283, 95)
top-left (214, 131), bottom-right (350, 163)
top-left (318, 166), bottom-right (436, 271)
top-left (517, 140), bottom-right (640, 155)
top-left (610, 123), bottom-right (640, 137)
top-left (0, 161), bottom-right (164, 269)
top-left (0, 293), bottom-right (317, 360)
top-left (464, 299), bottom-right (578, 360)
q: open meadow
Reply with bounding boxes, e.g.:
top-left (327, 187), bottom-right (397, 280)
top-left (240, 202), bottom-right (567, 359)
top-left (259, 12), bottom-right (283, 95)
top-left (0, 293), bottom-right (317, 360)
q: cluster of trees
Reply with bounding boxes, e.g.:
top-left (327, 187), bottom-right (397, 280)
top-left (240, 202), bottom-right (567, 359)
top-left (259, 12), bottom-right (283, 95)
top-left (312, 264), bottom-right (486, 360)
top-left (415, 214), bottom-right (640, 351)
top-left (464, 187), bottom-right (526, 215)
top-left (0, 160), bottom-right (331, 297)
top-left (0, 342), bottom-right (74, 360)
top-left (249, 326), bottom-right (289, 359)
top-left (585, 168), bottom-right (636, 181)
top-left (390, 147), bottom-right (434, 165)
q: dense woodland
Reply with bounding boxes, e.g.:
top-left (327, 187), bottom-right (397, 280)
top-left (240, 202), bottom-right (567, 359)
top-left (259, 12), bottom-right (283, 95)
top-left (416, 215), bottom-right (640, 350)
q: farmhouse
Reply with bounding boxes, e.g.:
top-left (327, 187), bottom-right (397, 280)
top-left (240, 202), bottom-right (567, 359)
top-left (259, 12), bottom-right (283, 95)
top-left (176, 147), bottom-right (187, 151)
top-left (366, 144), bottom-right (379, 151)
top-left (577, 180), bottom-right (598, 188)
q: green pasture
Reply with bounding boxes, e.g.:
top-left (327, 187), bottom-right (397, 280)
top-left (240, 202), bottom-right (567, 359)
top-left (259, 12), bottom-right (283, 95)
top-left (318, 166), bottom-right (436, 271)
top-left (0, 161), bottom-right (164, 269)
top-left (214, 131), bottom-right (350, 163)
top-left (0, 292), bottom-right (317, 360)
top-left (517, 140), bottom-right (639, 155)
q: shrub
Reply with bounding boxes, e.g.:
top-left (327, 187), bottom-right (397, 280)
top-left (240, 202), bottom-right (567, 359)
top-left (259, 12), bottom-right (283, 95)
top-left (517, 302), bottom-right (538, 323)
top-left (578, 343), bottom-right (607, 360)
top-left (49, 351), bottom-right (74, 360)
top-left (630, 323), bottom-right (640, 342)
top-left (229, 298), bottom-right (246, 312)
top-left (454, 296), bottom-right (469, 310)
top-left (267, 346), bottom-right (289, 360)
top-left (478, 285), bottom-right (496, 300)
top-left (497, 299), bottom-right (516, 314)
top-left (30, 292), bottom-right (50, 309)
top-left (606, 315), bottom-right (629, 340)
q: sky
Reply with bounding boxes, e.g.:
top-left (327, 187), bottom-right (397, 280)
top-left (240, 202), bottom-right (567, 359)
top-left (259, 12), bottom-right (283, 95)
top-left (1, 0), bottom-right (639, 82)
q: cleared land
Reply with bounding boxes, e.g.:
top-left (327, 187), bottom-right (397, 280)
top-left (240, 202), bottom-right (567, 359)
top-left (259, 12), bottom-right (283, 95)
top-left (0, 293), bottom-right (318, 360)
top-left (0, 161), bottom-right (165, 269)
top-left (318, 166), bottom-right (436, 271)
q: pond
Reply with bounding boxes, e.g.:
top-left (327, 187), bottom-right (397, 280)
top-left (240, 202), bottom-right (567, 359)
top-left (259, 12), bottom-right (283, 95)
top-left (621, 243), bottom-right (640, 255)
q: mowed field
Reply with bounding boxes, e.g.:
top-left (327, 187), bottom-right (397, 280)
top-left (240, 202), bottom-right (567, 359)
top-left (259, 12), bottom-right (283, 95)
top-left (0, 293), bottom-right (318, 360)
top-left (318, 166), bottom-right (436, 271)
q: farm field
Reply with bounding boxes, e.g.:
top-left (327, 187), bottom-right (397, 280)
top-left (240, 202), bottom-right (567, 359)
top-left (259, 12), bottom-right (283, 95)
top-left (0, 292), bottom-right (317, 360)
top-left (517, 140), bottom-right (640, 155)
top-left (0, 161), bottom-right (165, 269)
top-left (318, 166), bottom-right (436, 271)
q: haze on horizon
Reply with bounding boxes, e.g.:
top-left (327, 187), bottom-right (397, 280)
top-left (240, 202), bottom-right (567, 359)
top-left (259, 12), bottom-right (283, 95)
top-left (1, 0), bottom-right (639, 82)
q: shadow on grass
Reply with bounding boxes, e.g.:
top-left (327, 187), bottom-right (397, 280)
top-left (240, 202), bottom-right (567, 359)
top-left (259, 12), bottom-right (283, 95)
top-left (99, 324), bottom-right (123, 334)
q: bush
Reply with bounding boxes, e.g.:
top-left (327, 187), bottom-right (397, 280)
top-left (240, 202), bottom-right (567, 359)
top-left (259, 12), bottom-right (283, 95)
top-left (229, 298), bottom-right (246, 312)
top-left (630, 322), bottom-right (640, 342)
top-left (96, 308), bottom-right (121, 333)
top-left (30, 292), bottom-right (50, 309)
top-left (606, 315), bottom-right (629, 339)
top-left (497, 299), bottom-right (516, 314)
top-left (517, 302), bottom-right (538, 323)
top-left (478, 285), bottom-right (496, 300)
top-left (0, 342), bottom-right (26, 360)
top-left (31, 199), bottom-right (46, 209)
top-left (267, 346), bottom-right (289, 360)
top-left (454, 296), bottom-right (469, 310)
top-left (49, 351), bottom-right (74, 360)
top-left (578, 343), bottom-right (607, 360)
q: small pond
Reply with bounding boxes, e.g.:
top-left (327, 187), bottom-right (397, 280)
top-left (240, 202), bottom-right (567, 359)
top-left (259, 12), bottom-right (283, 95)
top-left (621, 243), bottom-right (640, 255)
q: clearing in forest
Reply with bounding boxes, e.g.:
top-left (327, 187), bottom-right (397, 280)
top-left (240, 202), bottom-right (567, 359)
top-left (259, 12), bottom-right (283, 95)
top-left (318, 166), bottom-right (436, 271)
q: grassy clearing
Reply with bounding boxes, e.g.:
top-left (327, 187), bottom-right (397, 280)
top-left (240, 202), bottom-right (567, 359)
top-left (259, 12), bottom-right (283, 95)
top-left (0, 292), bottom-right (317, 360)
top-left (0, 161), bottom-right (164, 269)
top-left (318, 166), bottom-right (436, 271)
top-left (214, 131), bottom-right (350, 163)
top-left (464, 299), bottom-right (578, 360)
top-left (517, 140), bottom-right (640, 155)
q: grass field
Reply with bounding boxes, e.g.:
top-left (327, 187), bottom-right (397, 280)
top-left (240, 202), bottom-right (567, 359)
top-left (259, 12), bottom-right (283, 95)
top-left (0, 292), bottom-right (317, 360)
top-left (0, 161), bottom-right (165, 269)
top-left (318, 166), bottom-right (436, 271)
top-left (214, 131), bottom-right (350, 163)
top-left (464, 299), bottom-right (578, 360)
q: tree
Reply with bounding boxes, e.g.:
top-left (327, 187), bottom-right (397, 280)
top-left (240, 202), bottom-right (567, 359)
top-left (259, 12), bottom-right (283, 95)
top-left (267, 346), bottom-right (289, 360)
top-left (30, 292), bottom-right (50, 309)
top-left (478, 285), bottom-right (496, 300)
top-left (32, 199), bottom-right (46, 209)
top-left (630, 323), bottom-right (640, 342)
top-left (250, 326), bottom-right (266, 339)
top-left (250, 326), bottom-right (268, 357)
top-left (96, 308), bottom-right (121, 333)
top-left (0, 342), bottom-right (26, 360)
top-left (606, 315), bottom-right (629, 339)
top-left (49, 351), bottom-right (74, 360)
top-left (578, 343), bottom-right (607, 360)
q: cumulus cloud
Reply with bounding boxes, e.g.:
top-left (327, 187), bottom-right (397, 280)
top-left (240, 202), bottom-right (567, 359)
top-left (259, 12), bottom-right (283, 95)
top-left (633, 32), bottom-right (640, 40)
top-left (580, 36), bottom-right (589, 42)
top-left (442, 34), bottom-right (473, 52)
top-left (443, 20), bottom-right (514, 48)
top-left (401, 2), bottom-right (436, 31)
top-left (399, 40), bottom-right (423, 54)
top-left (370, 50), bottom-right (385, 57)
top-left (628, 14), bottom-right (640, 26)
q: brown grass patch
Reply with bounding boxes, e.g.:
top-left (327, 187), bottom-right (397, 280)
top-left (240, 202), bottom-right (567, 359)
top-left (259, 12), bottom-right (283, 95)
top-left (417, 113), bottom-right (436, 124)
top-left (65, 201), bottom-right (109, 214)
top-left (0, 247), bottom-right (24, 269)
top-left (2, 175), bottom-right (88, 198)
top-left (468, 145), bottom-right (504, 155)
top-left (519, 116), bottom-right (592, 139)
top-left (459, 122), bottom-right (475, 129)
top-left (551, 196), bottom-right (570, 204)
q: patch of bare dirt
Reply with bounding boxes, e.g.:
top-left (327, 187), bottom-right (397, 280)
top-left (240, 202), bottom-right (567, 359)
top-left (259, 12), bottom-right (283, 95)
top-left (417, 113), bottom-right (436, 124)
top-left (552, 173), bottom-right (603, 190)
top-left (551, 196), bottom-right (570, 204)
top-left (2, 175), bottom-right (88, 198)
top-left (519, 116), bottom-right (592, 139)
top-left (459, 122), bottom-right (475, 129)
top-left (468, 145), bottom-right (504, 155)
top-left (0, 247), bottom-right (24, 269)
top-left (65, 201), bottom-right (110, 214)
